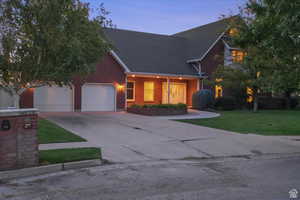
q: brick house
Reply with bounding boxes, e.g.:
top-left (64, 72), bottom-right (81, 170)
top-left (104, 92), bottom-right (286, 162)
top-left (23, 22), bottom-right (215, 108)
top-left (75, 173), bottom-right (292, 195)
top-left (0, 18), bottom-right (243, 112)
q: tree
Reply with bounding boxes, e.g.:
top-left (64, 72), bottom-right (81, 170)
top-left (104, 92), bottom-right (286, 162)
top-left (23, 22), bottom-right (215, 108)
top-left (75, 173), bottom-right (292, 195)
top-left (212, 47), bottom-right (272, 112)
top-left (215, 0), bottom-right (300, 111)
top-left (0, 0), bottom-right (112, 108)
top-left (236, 0), bottom-right (300, 109)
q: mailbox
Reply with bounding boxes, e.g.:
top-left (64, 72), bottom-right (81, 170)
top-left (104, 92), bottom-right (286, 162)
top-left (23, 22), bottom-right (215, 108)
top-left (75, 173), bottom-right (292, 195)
top-left (1, 120), bottom-right (11, 131)
top-left (24, 118), bottom-right (33, 129)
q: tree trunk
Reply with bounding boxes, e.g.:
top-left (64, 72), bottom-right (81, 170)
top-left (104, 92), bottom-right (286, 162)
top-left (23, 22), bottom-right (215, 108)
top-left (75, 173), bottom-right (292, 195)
top-left (253, 97), bottom-right (258, 112)
top-left (284, 91), bottom-right (292, 110)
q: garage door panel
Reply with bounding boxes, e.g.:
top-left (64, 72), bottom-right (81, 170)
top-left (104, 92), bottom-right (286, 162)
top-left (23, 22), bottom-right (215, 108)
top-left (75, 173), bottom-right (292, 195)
top-left (34, 86), bottom-right (73, 112)
top-left (82, 84), bottom-right (115, 112)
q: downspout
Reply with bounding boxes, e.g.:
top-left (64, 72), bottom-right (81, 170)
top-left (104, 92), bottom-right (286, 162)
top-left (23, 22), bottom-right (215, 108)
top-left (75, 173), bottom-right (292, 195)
top-left (198, 63), bottom-right (204, 90)
top-left (167, 78), bottom-right (170, 104)
top-left (125, 75), bottom-right (128, 110)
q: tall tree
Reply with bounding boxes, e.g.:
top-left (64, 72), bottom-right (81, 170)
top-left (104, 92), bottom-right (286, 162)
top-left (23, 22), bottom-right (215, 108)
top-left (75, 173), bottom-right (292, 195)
top-left (237, 0), bottom-right (300, 108)
top-left (215, 0), bottom-right (300, 111)
top-left (0, 0), bottom-right (112, 107)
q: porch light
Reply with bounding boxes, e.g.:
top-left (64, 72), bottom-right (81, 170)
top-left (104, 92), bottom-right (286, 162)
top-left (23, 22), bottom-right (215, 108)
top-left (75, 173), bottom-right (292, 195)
top-left (116, 84), bottom-right (125, 91)
top-left (156, 76), bottom-right (160, 79)
top-left (131, 75), bottom-right (136, 78)
top-left (179, 77), bottom-right (182, 80)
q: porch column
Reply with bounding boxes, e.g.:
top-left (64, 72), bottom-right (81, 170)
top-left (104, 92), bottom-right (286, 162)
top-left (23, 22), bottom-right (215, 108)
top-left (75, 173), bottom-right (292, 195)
top-left (125, 75), bottom-right (128, 109)
top-left (167, 78), bottom-right (170, 104)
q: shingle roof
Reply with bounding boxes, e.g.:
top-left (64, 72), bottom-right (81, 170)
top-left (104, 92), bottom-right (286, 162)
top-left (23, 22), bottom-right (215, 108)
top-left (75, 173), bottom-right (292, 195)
top-left (103, 18), bottom-right (229, 76)
top-left (173, 18), bottom-right (229, 61)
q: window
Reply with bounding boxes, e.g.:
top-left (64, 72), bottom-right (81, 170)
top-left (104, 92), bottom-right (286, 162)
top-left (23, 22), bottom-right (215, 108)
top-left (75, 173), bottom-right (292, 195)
top-left (247, 87), bottom-right (253, 103)
top-left (229, 28), bottom-right (238, 36)
top-left (232, 50), bottom-right (246, 63)
top-left (127, 81), bottom-right (135, 101)
top-left (144, 81), bottom-right (154, 101)
top-left (215, 85), bottom-right (223, 98)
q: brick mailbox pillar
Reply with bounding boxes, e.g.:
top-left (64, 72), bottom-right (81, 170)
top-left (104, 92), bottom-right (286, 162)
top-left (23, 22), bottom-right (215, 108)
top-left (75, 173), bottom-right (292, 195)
top-left (0, 109), bottom-right (39, 171)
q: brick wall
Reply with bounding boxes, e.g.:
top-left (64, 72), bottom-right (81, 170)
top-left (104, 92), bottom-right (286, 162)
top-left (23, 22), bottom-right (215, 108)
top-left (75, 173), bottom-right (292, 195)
top-left (0, 110), bottom-right (38, 171)
top-left (73, 54), bottom-right (126, 110)
top-left (127, 77), bottom-right (199, 107)
top-left (200, 40), bottom-right (224, 91)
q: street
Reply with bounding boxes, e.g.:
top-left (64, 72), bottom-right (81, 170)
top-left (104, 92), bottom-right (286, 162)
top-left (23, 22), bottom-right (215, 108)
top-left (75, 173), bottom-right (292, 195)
top-left (1, 154), bottom-right (300, 200)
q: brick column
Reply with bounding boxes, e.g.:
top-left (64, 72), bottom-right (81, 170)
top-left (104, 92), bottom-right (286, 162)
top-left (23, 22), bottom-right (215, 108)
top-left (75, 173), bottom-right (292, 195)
top-left (0, 109), bottom-right (39, 171)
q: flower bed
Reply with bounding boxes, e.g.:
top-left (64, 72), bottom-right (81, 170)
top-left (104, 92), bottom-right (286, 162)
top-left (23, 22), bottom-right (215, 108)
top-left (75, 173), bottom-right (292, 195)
top-left (127, 104), bottom-right (188, 116)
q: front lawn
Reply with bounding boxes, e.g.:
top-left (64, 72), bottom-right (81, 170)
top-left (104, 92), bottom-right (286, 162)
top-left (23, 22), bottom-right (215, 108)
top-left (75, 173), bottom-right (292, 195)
top-left (178, 110), bottom-right (300, 136)
top-left (38, 119), bottom-right (86, 144)
top-left (39, 148), bottom-right (101, 164)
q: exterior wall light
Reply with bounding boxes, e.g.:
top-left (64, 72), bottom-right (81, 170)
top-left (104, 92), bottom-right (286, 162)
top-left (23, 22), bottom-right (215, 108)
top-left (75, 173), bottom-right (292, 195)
top-left (117, 84), bottom-right (125, 91)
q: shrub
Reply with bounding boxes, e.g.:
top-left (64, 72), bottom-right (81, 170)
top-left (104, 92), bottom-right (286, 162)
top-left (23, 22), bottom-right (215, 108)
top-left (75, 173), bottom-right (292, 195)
top-left (130, 103), bottom-right (187, 109)
top-left (287, 97), bottom-right (299, 109)
top-left (258, 96), bottom-right (284, 109)
top-left (214, 96), bottom-right (237, 110)
top-left (192, 89), bottom-right (214, 110)
top-left (128, 103), bottom-right (188, 116)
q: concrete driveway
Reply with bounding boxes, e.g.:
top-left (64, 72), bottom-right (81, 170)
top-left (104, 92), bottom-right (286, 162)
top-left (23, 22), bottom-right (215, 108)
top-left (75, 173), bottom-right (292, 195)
top-left (40, 112), bottom-right (300, 163)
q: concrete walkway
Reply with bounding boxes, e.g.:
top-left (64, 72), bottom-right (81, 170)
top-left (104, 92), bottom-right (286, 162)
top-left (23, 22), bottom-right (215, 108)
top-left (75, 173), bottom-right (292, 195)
top-left (40, 112), bottom-right (300, 163)
top-left (154, 109), bottom-right (220, 120)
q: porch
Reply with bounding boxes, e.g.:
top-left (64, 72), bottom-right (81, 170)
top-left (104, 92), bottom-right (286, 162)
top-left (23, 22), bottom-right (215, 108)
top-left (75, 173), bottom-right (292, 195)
top-left (126, 74), bottom-right (201, 107)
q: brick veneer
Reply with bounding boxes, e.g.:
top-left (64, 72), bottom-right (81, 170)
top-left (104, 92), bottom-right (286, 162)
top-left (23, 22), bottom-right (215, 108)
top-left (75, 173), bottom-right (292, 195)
top-left (0, 109), bottom-right (39, 171)
top-left (127, 77), bottom-right (199, 107)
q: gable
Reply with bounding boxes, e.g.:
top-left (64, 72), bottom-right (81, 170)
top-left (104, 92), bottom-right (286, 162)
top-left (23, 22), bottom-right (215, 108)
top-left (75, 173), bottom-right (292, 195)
top-left (103, 18), bottom-right (230, 76)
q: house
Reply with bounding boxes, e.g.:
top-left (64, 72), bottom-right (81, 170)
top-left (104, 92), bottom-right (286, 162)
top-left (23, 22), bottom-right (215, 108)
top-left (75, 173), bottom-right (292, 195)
top-left (1, 18), bottom-right (244, 112)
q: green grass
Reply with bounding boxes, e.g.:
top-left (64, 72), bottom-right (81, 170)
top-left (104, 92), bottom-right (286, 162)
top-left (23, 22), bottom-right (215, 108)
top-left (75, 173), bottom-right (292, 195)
top-left (38, 119), bottom-right (86, 144)
top-left (178, 110), bottom-right (300, 136)
top-left (39, 148), bottom-right (101, 164)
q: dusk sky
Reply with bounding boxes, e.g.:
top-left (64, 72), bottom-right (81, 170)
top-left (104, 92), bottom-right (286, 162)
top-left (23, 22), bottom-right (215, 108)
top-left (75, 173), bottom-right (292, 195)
top-left (82, 0), bottom-right (247, 35)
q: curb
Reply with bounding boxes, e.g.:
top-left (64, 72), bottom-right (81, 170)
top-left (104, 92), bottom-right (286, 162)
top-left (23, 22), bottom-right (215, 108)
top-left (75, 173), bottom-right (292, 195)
top-left (0, 159), bottom-right (103, 181)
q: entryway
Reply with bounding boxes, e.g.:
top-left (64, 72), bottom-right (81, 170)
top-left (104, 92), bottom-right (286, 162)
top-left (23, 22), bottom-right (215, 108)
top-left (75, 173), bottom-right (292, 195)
top-left (162, 82), bottom-right (187, 104)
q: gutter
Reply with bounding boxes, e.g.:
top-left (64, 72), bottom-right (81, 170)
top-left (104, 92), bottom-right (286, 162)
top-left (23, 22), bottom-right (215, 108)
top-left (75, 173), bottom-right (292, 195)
top-left (126, 72), bottom-right (203, 79)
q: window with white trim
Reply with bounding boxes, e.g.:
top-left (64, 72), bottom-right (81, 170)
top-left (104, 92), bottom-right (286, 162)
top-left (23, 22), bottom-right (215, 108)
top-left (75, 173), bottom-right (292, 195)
top-left (127, 81), bottom-right (135, 101)
top-left (144, 81), bottom-right (154, 101)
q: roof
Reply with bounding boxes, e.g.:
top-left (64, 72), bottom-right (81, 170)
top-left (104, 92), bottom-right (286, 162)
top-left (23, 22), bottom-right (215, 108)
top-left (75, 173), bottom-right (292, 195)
top-left (174, 18), bottom-right (229, 61)
top-left (103, 18), bottom-right (230, 76)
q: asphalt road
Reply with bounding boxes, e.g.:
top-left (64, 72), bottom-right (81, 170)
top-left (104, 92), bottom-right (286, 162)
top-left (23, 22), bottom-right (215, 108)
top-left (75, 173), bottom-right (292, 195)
top-left (1, 154), bottom-right (300, 200)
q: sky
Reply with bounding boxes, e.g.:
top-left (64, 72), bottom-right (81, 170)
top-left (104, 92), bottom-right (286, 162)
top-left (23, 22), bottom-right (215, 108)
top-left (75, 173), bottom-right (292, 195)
top-left (82, 0), bottom-right (247, 35)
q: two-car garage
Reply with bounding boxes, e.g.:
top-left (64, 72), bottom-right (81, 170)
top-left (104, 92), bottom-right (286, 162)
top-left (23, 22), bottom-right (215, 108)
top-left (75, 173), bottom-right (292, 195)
top-left (33, 84), bottom-right (116, 112)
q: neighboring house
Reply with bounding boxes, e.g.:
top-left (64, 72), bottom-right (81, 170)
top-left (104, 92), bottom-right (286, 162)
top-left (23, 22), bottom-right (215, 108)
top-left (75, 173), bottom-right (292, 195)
top-left (1, 17), bottom-right (244, 112)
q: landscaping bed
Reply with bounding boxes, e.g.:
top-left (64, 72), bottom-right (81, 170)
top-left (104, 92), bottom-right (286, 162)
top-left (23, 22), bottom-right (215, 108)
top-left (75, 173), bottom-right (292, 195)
top-left (127, 104), bottom-right (187, 116)
top-left (39, 148), bottom-right (101, 164)
top-left (178, 110), bottom-right (300, 136)
top-left (38, 119), bottom-right (86, 144)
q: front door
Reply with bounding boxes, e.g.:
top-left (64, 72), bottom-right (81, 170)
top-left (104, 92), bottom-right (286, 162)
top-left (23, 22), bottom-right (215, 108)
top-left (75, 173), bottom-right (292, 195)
top-left (162, 82), bottom-right (187, 104)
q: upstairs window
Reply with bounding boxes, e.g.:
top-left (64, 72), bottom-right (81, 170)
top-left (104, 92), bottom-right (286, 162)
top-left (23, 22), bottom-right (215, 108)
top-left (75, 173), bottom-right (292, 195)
top-left (232, 50), bottom-right (246, 63)
top-left (144, 81), bottom-right (154, 101)
top-left (229, 28), bottom-right (238, 36)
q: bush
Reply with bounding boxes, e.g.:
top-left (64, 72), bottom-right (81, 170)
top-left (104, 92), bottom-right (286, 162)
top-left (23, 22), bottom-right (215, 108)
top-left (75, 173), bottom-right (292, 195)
top-left (130, 103), bottom-right (187, 109)
top-left (192, 90), bottom-right (214, 110)
top-left (128, 103), bottom-right (188, 116)
top-left (214, 96), bottom-right (237, 110)
top-left (258, 96), bottom-right (284, 109)
top-left (258, 96), bottom-right (299, 109)
top-left (287, 97), bottom-right (299, 109)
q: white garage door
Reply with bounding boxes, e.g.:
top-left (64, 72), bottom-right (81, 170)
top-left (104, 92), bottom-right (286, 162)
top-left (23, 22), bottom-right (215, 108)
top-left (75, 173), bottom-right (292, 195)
top-left (0, 89), bottom-right (14, 109)
top-left (34, 86), bottom-right (73, 112)
top-left (81, 84), bottom-right (115, 112)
